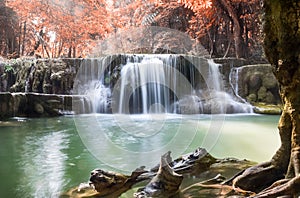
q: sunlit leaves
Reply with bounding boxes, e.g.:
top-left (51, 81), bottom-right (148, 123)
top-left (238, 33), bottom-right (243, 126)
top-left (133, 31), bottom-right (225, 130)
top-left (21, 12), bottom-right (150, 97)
top-left (178, 0), bottom-right (212, 10)
top-left (6, 0), bottom-right (111, 57)
top-left (4, 0), bottom-right (261, 58)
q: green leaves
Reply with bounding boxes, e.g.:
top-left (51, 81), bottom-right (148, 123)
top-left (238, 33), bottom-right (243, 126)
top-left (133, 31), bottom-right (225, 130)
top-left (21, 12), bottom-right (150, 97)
top-left (4, 63), bottom-right (15, 73)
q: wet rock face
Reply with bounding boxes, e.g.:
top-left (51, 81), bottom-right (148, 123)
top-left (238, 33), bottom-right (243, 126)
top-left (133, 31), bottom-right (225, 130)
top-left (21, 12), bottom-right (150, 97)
top-left (0, 62), bottom-right (6, 91)
top-left (6, 58), bottom-right (81, 94)
top-left (0, 92), bottom-right (90, 118)
top-left (0, 92), bottom-right (15, 118)
top-left (232, 64), bottom-right (281, 105)
top-left (0, 60), bottom-right (16, 92)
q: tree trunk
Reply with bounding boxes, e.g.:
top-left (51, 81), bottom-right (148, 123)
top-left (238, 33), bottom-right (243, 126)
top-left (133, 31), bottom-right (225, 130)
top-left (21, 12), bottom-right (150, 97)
top-left (233, 0), bottom-right (300, 196)
top-left (21, 21), bottom-right (26, 56)
top-left (264, 0), bottom-right (300, 177)
top-left (215, 0), bottom-right (245, 58)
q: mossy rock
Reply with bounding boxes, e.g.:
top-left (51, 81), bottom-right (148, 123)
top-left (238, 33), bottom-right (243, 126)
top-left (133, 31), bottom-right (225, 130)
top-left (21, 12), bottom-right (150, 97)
top-left (246, 93), bottom-right (257, 103)
top-left (248, 72), bottom-right (262, 91)
top-left (253, 103), bottom-right (282, 115)
top-left (262, 73), bottom-right (278, 89)
top-left (264, 91), bottom-right (276, 104)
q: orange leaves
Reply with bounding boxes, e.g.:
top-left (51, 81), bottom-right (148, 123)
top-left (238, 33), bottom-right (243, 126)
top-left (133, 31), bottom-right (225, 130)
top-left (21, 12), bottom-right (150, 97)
top-left (6, 0), bottom-right (112, 57)
top-left (178, 0), bottom-right (212, 11)
top-left (5, 0), bottom-right (261, 58)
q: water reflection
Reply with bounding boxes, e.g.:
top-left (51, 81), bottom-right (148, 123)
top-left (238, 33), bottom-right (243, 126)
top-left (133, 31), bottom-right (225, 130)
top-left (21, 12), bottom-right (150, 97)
top-left (17, 130), bottom-right (69, 198)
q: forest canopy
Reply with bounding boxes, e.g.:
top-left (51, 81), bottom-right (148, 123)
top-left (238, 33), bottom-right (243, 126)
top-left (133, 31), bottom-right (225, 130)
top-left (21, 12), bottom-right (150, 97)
top-left (1, 0), bottom-right (262, 59)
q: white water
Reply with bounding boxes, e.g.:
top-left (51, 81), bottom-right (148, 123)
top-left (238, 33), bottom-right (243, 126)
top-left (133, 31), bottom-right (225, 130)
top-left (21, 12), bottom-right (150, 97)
top-left (73, 58), bottom-right (112, 113)
top-left (195, 58), bottom-right (253, 114)
top-left (230, 66), bottom-right (242, 99)
top-left (73, 54), bottom-right (253, 114)
top-left (229, 66), bottom-right (254, 106)
top-left (118, 57), bottom-right (169, 114)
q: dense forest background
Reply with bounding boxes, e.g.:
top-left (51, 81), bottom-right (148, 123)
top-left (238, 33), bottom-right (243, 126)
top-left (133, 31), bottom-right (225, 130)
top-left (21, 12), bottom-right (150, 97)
top-left (1, 0), bottom-right (262, 59)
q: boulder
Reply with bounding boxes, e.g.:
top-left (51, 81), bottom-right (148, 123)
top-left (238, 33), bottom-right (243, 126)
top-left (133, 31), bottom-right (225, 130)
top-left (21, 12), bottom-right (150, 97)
top-left (177, 95), bottom-right (202, 114)
top-left (262, 73), bottom-right (278, 89)
top-left (257, 86), bottom-right (267, 101)
top-left (248, 72), bottom-right (262, 92)
top-left (247, 93), bottom-right (257, 103)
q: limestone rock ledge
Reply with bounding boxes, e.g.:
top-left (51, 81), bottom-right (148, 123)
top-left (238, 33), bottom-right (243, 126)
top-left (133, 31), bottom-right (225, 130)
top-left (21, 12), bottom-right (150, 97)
top-left (0, 92), bottom-right (89, 119)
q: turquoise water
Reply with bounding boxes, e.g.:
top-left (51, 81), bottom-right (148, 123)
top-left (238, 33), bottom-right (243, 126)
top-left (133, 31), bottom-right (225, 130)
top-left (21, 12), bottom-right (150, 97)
top-left (0, 114), bottom-right (280, 197)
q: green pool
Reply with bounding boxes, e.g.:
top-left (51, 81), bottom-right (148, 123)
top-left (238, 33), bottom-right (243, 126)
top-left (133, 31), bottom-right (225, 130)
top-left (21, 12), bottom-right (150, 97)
top-left (0, 114), bottom-right (280, 197)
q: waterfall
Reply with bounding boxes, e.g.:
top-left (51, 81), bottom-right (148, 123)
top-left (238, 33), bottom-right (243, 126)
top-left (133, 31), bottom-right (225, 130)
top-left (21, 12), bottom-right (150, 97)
top-left (207, 59), bottom-right (222, 91)
top-left (229, 66), bottom-right (253, 106)
top-left (73, 57), bottom-right (112, 113)
top-left (230, 67), bottom-right (240, 96)
top-left (73, 54), bottom-right (253, 114)
top-left (118, 58), bottom-right (168, 114)
top-left (193, 59), bottom-right (253, 114)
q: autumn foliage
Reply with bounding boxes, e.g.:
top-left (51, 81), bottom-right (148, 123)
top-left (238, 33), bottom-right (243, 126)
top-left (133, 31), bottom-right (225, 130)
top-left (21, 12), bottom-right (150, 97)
top-left (0, 0), bottom-right (262, 59)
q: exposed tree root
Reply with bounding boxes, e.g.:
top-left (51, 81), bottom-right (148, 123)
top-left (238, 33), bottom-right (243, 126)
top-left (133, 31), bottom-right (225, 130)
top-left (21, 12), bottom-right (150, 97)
top-left (254, 176), bottom-right (300, 198)
top-left (180, 174), bottom-right (256, 197)
top-left (231, 161), bottom-right (285, 193)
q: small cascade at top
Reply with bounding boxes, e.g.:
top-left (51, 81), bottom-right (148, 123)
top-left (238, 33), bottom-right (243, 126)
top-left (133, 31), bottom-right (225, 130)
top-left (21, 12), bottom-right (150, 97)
top-left (229, 66), bottom-right (251, 104)
top-left (73, 54), bottom-right (253, 114)
top-left (229, 64), bottom-right (280, 108)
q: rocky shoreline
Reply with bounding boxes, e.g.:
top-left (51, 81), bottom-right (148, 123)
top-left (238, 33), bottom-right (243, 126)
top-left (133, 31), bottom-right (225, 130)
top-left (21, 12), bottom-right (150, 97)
top-left (0, 92), bottom-right (87, 118)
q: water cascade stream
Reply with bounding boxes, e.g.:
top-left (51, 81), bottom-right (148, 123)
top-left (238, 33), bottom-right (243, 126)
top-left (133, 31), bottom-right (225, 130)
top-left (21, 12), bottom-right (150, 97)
top-left (73, 54), bottom-right (253, 114)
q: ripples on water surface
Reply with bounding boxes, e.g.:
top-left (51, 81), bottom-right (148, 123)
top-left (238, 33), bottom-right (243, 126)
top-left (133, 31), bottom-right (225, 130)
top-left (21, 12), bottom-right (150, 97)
top-left (0, 114), bottom-right (280, 197)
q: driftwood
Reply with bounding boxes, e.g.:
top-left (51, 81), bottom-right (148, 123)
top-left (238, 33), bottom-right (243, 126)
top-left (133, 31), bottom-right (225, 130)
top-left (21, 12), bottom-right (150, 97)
top-left (85, 148), bottom-right (217, 197)
top-left (89, 166), bottom-right (148, 197)
top-left (61, 167), bottom-right (149, 198)
top-left (62, 148), bottom-right (256, 198)
top-left (134, 152), bottom-right (183, 198)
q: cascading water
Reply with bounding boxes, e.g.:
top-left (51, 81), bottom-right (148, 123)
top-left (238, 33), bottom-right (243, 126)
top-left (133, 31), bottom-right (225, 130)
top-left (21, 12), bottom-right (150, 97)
top-left (229, 66), bottom-right (253, 106)
top-left (198, 59), bottom-right (253, 114)
top-left (73, 57), bottom-right (112, 113)
top-left (73, 54), bottom-right (253, 114)
top-left (118, 57), bottom-right (169, 114)
top-left (112, 54), bottom-right (199, 114)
